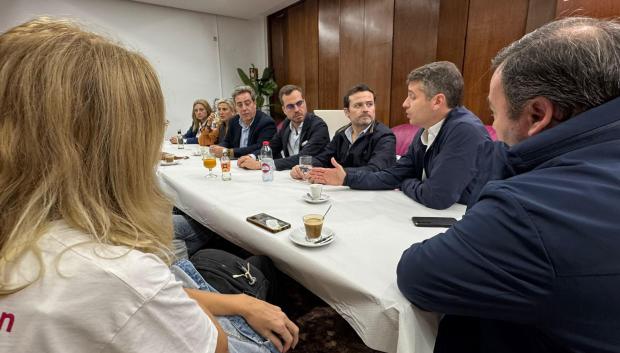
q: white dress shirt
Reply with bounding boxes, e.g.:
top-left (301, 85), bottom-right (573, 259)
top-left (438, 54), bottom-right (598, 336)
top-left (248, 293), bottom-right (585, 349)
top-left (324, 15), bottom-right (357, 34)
top-left (420, 119), bottom-right (445, 180)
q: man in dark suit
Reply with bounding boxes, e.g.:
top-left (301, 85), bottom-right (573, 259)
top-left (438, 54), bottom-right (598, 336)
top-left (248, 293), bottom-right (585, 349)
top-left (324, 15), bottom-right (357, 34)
top-left (210, 86), bottom-right (276, 158)
top-left (237, 84), bottom-right (330, 170)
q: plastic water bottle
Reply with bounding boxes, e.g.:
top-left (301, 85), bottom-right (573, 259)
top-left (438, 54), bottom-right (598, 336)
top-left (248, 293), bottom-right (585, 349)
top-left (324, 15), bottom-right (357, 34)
top-left (221, 149), bottom-right (231, 181)
top-left (177, 129), bottom-right (184, 149)
top-left (260, 141), bottom-right (274, 182)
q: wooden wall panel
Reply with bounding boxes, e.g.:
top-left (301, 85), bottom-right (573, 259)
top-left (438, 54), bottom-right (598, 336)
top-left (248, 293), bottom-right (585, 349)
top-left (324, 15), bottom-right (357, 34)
top-left (318, 0), bottom-right (341, 110)
top-left (390, 0), bottom-right (439, 126)
top-left (526, 0), bottom-right (556, 33)
top-left (268, 14), bottom-right (286, 85)
top-left (436, 0), bottom-right (469, 71)
top-left (461, 0), bottom-right (529, 125)
top-left (556, 0), bottom-right (620, 18)
top-left (339, 0), bottom-right (365, 107)
top-left (270, 0), bottom-right (565, 127)
top-left (267, 11), bottom-right (287, 121)
top-left (286, 3), bottom-right (307, 90)
top-left (267, 2), bottom-right (319, 116)
top-left (304, 0), bottom-right (319, 111)
top-left (362, 0), bottom-right (394, 125)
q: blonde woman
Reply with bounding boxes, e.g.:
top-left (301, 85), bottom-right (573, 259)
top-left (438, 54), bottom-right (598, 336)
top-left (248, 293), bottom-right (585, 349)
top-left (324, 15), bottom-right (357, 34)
top-left (170, 99), bottom-right (218, 145)
top-left (215, 98), bottom-right (236, 145)
top-left (0, 18), bottom-right (297, 353)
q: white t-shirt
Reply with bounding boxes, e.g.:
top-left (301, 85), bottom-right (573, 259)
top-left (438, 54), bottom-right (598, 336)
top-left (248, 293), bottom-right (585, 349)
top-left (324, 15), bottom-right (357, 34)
top-left (0, 221), bottom-right (218, 353)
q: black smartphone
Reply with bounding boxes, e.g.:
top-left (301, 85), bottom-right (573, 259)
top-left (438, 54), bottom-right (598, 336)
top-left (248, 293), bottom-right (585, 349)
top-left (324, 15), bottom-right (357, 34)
top-left (411, 216), bottom-right (457, 228)
top-left (247, 213), bottom-right (292, 233)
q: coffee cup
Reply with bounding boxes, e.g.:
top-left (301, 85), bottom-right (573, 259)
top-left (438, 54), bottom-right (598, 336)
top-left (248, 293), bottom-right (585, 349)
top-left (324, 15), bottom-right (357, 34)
top-left (303, 214), bottom-right (324, 241)
top-left (309, 184), bottom-right (323, 200)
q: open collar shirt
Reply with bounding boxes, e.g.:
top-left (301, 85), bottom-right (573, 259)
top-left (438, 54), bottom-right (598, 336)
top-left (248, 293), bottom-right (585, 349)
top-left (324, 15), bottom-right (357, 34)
top-left (420, 119), bottom-right (445, 180)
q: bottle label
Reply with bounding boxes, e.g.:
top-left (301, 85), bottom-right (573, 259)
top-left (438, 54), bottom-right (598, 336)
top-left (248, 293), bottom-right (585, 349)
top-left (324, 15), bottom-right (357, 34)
top-left (261, 162), bottom-right (271, 173)
top-left (221, 161), bottom-right (231, 172)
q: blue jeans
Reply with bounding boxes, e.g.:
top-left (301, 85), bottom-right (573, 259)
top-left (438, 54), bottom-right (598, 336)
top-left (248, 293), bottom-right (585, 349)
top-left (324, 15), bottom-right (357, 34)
top-left (172, 259), bottom-right (280, 353)
top-left (173, 214), bottom-right (215, 259)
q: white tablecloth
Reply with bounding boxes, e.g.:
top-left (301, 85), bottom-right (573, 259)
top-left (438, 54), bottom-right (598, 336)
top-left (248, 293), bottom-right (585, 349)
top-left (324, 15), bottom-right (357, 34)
top-left (158, 144), bottom-right (466, 353)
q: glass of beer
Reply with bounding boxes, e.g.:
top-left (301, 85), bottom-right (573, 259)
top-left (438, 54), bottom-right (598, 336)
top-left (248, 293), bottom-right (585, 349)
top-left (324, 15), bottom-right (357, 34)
top-left (202, 148), bottom-right (217, 179)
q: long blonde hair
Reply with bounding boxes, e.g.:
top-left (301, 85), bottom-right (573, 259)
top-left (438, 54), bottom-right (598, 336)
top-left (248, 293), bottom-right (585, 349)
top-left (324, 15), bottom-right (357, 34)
top-left (216, 98), bottom-right (236, 119)
top-left (0, 18), bottom-right (173, 293)
top-left (215, 98), bottom-right (236, 137)
top-left (191, 99), bottom-right (213, 133)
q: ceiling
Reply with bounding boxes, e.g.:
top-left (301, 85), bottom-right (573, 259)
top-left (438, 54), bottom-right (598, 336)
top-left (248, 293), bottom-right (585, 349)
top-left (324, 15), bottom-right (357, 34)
top-left (127, 0), bottom-right (299, 19)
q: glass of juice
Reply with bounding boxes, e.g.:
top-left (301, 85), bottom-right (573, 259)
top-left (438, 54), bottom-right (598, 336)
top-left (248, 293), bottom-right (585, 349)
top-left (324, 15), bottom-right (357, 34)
top-left (202, 149), bottom-right (217, 179)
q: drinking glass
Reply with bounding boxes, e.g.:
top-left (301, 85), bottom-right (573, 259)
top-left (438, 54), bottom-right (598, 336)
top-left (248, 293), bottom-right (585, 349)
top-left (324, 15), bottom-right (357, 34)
top-left (298, 155), bottom-right (312, 181)
top-left (303, 214), bottom-right (324, 242)
top-left (202, 149), bottom-right (217, 179)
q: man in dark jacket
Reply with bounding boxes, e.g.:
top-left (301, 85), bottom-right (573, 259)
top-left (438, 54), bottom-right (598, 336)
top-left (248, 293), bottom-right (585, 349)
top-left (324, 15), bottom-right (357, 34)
top-left (237, 84), bottom-right (330, 170)
top-left (310, 62), bottom-right (490, 210)
top-left (293, 84), bottom-right (396, 180)
top-left (397, 17), bottom-right (620, 353)
top-left (210, 85), bottom-right (276, 158)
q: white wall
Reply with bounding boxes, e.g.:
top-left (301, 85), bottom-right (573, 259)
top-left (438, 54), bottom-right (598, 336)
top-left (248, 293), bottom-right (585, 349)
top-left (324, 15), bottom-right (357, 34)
top-left (0, 0), bottom-right (267, 136)
top-left (216, 15), bottom-right (268, 99)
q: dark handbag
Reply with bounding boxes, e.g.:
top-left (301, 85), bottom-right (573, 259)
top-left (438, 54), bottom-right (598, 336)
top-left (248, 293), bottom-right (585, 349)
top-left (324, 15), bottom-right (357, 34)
top-left (190, 249), bottom-right (270, 300)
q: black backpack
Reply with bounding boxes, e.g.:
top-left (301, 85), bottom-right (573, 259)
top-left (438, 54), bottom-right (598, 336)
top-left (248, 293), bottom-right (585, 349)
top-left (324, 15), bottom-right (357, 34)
top-left (190, 249), bottom-right (271, 300)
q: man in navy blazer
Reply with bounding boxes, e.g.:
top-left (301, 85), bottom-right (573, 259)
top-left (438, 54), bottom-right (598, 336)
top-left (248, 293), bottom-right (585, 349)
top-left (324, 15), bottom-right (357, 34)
top-left (210, 86), bottom-right (276, 158)
top-left (397, 17), bottom-right (620, 353)
top-left (237, 84), bottom-right (330, 170)
top-left (310, 62), bottom-right (489, 210)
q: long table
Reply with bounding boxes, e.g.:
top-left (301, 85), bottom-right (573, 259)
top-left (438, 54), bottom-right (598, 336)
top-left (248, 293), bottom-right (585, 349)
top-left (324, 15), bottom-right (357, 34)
top-left (158, 144), bottom-right (466, 353)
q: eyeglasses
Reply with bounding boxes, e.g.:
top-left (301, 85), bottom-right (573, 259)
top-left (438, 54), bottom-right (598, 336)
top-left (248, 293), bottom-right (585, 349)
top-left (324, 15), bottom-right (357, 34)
top-left (284, 100), bottom-right (305, 111)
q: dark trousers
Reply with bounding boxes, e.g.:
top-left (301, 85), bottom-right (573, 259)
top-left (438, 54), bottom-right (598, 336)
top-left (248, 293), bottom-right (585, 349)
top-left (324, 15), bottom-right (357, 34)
top-left (434, 315), bottom-right (571, 353)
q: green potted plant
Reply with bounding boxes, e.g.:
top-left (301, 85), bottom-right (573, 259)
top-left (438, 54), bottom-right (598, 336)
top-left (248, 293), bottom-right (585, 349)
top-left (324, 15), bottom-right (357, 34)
top-left (237, 64), bottom-right (278, 110)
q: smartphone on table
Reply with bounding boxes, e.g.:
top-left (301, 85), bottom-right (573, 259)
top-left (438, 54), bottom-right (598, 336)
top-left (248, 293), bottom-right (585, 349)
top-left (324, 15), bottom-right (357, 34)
top-left (411, 216), bottom-right (457, 228)
top-left (247, 213), bottom-right (291, 233)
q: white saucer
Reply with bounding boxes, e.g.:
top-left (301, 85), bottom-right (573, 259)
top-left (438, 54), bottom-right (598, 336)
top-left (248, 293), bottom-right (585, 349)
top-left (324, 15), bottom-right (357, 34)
top-left (160, 160), bottom-right (180, 166)
top-left (289, 227), bottom-right (335, 247)
top-left (302, 194), bottom-right (330, 204)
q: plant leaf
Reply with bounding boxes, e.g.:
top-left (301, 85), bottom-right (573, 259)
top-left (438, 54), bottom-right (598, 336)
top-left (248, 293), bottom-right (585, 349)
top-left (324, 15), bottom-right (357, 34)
top-left (262, 81), bottom-right (277, 95)
top-left (261, 67), bottom-right (273, 80)
top-left (237, 68), bottom-right (251, 85)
